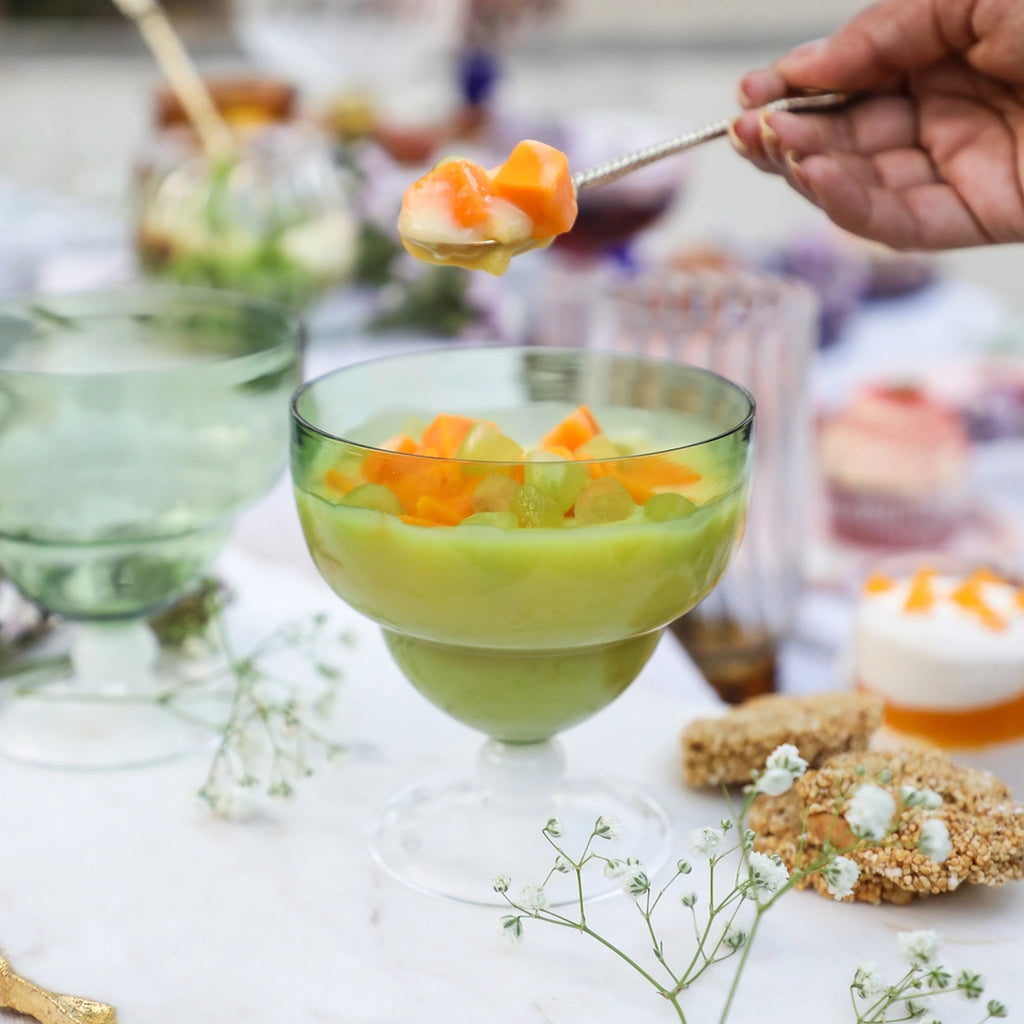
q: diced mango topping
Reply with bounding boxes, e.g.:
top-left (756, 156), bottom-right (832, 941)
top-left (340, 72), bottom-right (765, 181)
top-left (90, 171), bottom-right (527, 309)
top-left (902, 569), bottom-right (936, 613)
top-left (863, 572), bottom-right (895, 595)
top-left (490, 140), bottom-right (577, 239)
top-left (951, 576), bottom-right (1009, 631)
top-left (319, 405), bottom-right (703, 527)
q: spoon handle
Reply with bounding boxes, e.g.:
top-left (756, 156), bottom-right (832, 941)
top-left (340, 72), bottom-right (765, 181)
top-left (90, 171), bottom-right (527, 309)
top-left (0, 955), bottom-right (118, 1024)
top-left (571, 91), bottom-right (853, 192)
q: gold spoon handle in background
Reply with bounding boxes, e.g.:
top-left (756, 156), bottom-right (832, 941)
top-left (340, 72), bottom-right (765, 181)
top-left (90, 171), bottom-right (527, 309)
top-left (0, 954), bottom-right (117, 1024)
top-left (571, 91), bottom-right (853, 191)
top-left (109, 0), bottom-right (235, 159)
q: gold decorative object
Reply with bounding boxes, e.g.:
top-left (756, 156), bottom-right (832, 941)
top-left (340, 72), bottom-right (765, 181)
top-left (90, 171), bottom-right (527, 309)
top-left (0, 954), bottom-right (117, 1024)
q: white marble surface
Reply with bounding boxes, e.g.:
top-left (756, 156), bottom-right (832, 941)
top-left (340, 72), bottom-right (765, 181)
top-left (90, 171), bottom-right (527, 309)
top-left (4, 505), bottom-right (1024, 1024)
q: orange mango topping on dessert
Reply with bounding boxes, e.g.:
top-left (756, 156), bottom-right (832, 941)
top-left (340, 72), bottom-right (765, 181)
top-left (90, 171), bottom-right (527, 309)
top-left (541, 404), bottom-right (600, 452)
top-left (321, 405), bottom-right (703, 527)
top-left (902, 569), bottom-right (936, 613)
top-left (863, 572), bottom-right (896, 595)
top-left (950, 575), bottom-right (1008, 631)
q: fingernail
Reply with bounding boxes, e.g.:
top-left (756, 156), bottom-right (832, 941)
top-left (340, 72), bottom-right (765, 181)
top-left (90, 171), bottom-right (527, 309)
top-left (785, 151), bottom-right (815, 195)
top-left (728, 122), bottom-right (750, 156)
top-left (737, 79), bottom-right (755, 110)
top-left (758, 111), bottom-right (780, 154)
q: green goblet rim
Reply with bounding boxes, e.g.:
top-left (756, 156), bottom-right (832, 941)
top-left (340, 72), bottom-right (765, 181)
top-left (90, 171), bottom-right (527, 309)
top-left (290, 344), bottom-right (755, 462)
top-left (0, 285), bottom-right (304, 381)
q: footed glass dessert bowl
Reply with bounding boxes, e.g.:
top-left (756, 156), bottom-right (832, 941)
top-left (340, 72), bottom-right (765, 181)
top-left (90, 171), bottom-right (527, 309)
top-left (291, 346), bottom-right (753, 903)
top-left (0, 287), bottom-right (302, 769)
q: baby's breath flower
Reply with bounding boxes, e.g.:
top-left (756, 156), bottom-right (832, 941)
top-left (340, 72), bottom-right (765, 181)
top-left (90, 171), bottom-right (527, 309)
top-left (852, 963), bottom-right (887, 998)
top-left (680, 891), bottom-right (698, 908)
top-left (543, 817), bottom-right (564, 837)
top-left (822, 854), bottom-right (860, 900)
top-left (741, 828), bottom-right (755, 851)
top-left (500, 915), bottom-right (523, 941)
top-left (622, 869), bottom-right (650, 896)
top-left (924, 964), bottom-right (952, 990)
top-left (553, 854), bottom-right (573, 874)
top-left (904, 997), bottom-right (927, 1018)
top-left (756, 743), bottom-right (809, 795)
top-left (987, 999), bottom-right (1009, 1017)
top-left (594, 815), bottom-right (623, 840)
top-left (756, 767), bottom-right (797, 796)
top-left (691, 826), bottom-right (724, 859)
top-left (723, 923), bottom-right (747, 950)
top-left (918, 818), bottom-right (951, 863)
top-left (517, 883), bottom-right (548, 912)
top-left (492, 875), bottom-right (510, 894)
top-left (845, 782), bottom-right (896, 841)
top-left (900, 784), bottom-right (944, 810)
top-left (957, 969), bottom-right (985, 999)
top-left (676, 858), bottom-right (692, 874)
top-left (745, 850), bottom-right (788, 899)
top-left (898, 930), bottom-right (941, 967)
top-left (603, 858), bottom-right (627, 879)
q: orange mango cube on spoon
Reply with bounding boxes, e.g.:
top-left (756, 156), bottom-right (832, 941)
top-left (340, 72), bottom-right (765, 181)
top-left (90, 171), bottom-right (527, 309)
top-left (397, 140), bottom-right (578, 275)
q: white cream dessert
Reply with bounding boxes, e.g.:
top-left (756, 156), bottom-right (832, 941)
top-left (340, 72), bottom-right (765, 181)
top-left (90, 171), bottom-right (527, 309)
top-left (855, 568), bottom-right (1024, 749)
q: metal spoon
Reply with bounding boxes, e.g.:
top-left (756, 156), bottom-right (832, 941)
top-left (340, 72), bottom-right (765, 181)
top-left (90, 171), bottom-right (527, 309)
top-left (400, 92), bottom-right (852, 271)
top-left (570, 91), bottom-right (852, 191)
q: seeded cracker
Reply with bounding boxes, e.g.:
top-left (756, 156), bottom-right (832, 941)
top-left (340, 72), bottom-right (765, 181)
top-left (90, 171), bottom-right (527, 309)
top-left (680, 692), bottom-right (884, 787)
top-left (749, 748), bottom-right (1024, 904)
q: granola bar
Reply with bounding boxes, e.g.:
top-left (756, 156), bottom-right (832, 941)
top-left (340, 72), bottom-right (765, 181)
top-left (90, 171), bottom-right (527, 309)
top-left (749, 748), bottom-right (1024, 904)
top-left (680, 692), bottom-right (884, 788)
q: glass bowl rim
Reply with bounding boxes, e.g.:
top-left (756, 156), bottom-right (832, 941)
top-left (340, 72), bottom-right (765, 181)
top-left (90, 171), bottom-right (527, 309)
top-left (290, 343), bottom-right (755, 463)
top-left (0, 285), bottom-right (304, 382)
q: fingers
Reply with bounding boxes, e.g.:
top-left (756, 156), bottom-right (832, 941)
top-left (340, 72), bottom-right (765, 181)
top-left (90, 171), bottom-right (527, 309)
top-left (730, 94), bottom-right (919, 170)
top-left (789, 153), bottom-right (988, 249)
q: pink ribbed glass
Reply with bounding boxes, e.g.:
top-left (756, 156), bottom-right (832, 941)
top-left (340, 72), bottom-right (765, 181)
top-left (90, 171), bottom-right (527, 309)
top-left (570, 267), bottom-right (818, 702)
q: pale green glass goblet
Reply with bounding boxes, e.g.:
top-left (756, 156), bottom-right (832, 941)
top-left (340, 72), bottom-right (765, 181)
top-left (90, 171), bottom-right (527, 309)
top-left (290, 346), bottom-right (754, 903)
top-left (0, 287), bottom-right (302, 770)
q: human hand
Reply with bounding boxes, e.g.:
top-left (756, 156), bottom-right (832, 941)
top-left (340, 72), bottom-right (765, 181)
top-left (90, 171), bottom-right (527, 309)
top-left (730, 0), bottom-right (1024, 249)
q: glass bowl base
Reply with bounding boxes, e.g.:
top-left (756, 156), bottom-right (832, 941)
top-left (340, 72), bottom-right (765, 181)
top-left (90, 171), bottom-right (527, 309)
top-left (0, 683), bottom-right (210, 771)
top-left (371, 743), bottom-right (671, 906)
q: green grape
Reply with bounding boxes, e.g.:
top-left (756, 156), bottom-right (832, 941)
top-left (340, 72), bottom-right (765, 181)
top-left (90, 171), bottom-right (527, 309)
top-left (574, 433), bottom-right (621, 460)
top-left (524, 450), bottom-right (588, 514)
top-left (512, 483), bottom-right (564, 528)
top-left (471, 473), bottom-right (520, 513)
top-left (644, 491), bottom-right (698, 522)
top-left (457, 421), bottom-right (524, 464)
top-left (573, 478), bottom-right (636, 526)
top-left (341, 483), bottom-right (404, 515)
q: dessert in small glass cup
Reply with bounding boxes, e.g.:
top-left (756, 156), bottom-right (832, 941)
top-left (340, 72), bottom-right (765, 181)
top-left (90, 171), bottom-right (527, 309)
top-left (853, 555), bottom-right (1024, 751)
top-left (290, 345), bottom-right (753, 903)
top-left (0, 287), bottom-right (302, 770)
top-left (135, 77), bottom-right (360, 310)
top-left (818, 383), bottom-right (971, 548)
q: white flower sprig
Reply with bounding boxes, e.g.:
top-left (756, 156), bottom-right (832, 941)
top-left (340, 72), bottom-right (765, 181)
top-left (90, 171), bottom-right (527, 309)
top-left (494, 745), bottom-right (989, 1024)
top-left (851, 931), bottom-right (1008, 1023)
top-left (186, 609), bottom-right (353, 815)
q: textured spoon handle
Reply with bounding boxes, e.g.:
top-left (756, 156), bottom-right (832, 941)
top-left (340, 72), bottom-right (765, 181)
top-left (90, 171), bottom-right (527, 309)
top-left (571, 91), bottom-right (852, 192)
top-left (0, 955), bottom-right (118, 1024)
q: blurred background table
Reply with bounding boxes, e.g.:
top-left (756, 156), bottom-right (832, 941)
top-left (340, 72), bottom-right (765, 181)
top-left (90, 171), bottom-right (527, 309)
top-left (2, 4), bottom-right (1024, 1020)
